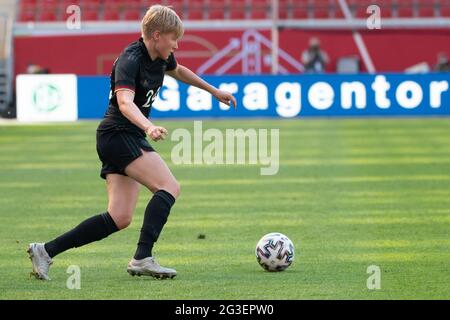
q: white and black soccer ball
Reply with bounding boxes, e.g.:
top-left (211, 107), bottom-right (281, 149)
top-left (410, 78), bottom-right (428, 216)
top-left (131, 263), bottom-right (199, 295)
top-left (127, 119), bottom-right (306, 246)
top-left (255, 232), bottom-right (295, 272)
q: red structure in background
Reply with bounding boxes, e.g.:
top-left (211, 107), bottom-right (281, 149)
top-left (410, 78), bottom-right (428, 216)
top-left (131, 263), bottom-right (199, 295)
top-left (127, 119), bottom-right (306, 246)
top-left (14, 28), bottom-right (450, 76)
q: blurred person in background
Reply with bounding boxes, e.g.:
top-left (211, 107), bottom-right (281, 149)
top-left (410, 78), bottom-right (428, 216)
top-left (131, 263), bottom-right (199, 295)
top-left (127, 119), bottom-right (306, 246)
top-left (26, 63), bottom-right (50, 74)
top-left (434, 52), bottom-right (450, 72)
top-left (301, 37), bottom-right (329, 73)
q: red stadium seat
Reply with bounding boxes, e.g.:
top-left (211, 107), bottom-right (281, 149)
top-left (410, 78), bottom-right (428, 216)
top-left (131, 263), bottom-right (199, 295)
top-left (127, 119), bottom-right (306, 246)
top-left (416, 0), bottom-right (435, 17)
top-left (333, 9), bottom-right (344, 19)
top-left (189, 0), bottom-right (205, 9)
top-left (82, 9), bottom-right (99, 21)
top-left (22, 0), bottom-right (445, 23)
top-left (347, 0), bottom-right (393, 19)
top-left (250, 8), bottom-right (268, 19)
top-left (441, 8), bottom-right (450, 17)
top-left (39, 10), bottom-right (57, 22)
top-left (440, 2), bottom-right (450, 17)
top-left (127, 0), bottom-right (142, 9)
top-left (396, 0), bottom-right (414, 17)
top-left (249, 0), bottom-right (269, 19)
top-left (332, 0), bottom-right (345, 19)
top-left (103, 9), bottom-right (120, 21)
top-left (351, 4), bottom-right (367, 18)
top-left (252, 0), bottom-right (267, 6)
top-left (382, 2), bottom-right (395, 18)
top-left (123, 9), bottom-right (141, 20)
top-left (103, 0), bottom-right (122, 8)
top-left (208, 8), bottom-right (224, 19)
top-left (81, 0), bottom-right (101, 10)
top-left (418, 5), bottom-right (436, 17)
top-left (187, 0), bottom-right (205, 20)
top-left (278, 0), bottom-right (291, 19)
top-left (188, 9), bottom-right (203, 20)
top-left (59, 0), bottom-right (82, 14)
top-left (18, 10), bottom-right (35, 22)
top-left (291, 0), bottom-right (308, 19)
top-left (164, 0), bottom-right (184, 8)
top-left (313, 7), bottom-right (329, 19)
top-left (207, 0), bottom-right (225, 19)
top-left (141, 0), bottom-right (152, 6)
top-left (228, 0), bottom-right (247, 19)
top-left (229, 9), bottom-right (246, 19)
top-left (59, 1), bottom-right (83, 22)
top-left (40, 0), bottom-right (58, 5)
top-left (165, 0), bottom-right (185, 18)
top-left (20, 0), bottom-right (38, 11)
top-left (313, 0), bottom-right (330, 19)
top-left (346, 0), bottom-right (379, 18)
top-left (208, 0), bottom-right (224, 6)
top-left (40, 0), bottom-right (58, 12)
top-left (278, 9), bottom-right (289, 19)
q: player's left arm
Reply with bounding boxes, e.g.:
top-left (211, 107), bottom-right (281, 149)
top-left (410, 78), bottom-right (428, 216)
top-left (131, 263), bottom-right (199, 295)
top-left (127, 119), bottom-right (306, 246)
top-left (166, 64), bottom-right (237, 109)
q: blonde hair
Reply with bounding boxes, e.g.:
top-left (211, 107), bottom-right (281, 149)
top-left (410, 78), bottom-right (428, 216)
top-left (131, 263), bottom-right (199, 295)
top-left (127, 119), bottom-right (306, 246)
top-left (141, 5), bottom-right (184, 40)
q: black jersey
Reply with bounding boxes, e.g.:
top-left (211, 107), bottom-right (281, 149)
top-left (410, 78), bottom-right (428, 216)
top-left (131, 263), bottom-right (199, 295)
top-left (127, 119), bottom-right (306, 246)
top-left (98, 37), bottom-right (177, 134)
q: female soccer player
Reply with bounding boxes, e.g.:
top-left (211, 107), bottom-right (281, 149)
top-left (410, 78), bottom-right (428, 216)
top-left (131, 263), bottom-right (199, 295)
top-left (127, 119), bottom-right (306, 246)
top-left (27, 5), bottom-right (236, 280)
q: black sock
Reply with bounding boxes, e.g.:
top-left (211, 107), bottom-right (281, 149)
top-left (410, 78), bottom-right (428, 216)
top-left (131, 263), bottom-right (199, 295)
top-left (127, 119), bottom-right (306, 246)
top-left (134, 190), bottom-right (175, 260)
top-left (44, 212), bottom-right (119, 258)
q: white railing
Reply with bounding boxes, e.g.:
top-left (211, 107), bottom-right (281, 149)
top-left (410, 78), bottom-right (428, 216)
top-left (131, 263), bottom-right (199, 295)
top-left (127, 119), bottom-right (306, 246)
top-left (13, 16), bottom-right (450, 37)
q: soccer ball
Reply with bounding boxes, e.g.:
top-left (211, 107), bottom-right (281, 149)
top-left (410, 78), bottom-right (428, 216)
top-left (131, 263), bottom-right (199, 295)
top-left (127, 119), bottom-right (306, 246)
top-left (255, 232), bottom-right (295, 272)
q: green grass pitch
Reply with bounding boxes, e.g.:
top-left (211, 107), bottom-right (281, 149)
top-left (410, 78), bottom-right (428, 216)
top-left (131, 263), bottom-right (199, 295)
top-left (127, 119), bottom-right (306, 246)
top-left (0, 118), bottom-right (449, 299)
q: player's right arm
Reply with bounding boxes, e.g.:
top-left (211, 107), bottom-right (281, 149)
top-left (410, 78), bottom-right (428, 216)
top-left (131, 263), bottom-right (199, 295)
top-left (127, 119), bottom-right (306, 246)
top-left (116, 90), bottom-right (167, 141)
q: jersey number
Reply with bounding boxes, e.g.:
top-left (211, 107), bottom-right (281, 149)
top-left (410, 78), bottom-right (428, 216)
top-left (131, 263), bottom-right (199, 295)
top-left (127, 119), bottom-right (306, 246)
top-left (142, 89), bottom-right (159, 108)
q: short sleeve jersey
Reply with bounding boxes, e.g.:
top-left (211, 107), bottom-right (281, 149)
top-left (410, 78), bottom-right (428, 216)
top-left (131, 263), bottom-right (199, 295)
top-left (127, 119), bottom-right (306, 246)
top-left (99, 37), bottom-right (177, 134)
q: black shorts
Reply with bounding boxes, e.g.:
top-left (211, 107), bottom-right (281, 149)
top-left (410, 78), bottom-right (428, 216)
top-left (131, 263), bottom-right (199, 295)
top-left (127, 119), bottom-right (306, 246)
top-left (96, 128), bottom-right (155, 179)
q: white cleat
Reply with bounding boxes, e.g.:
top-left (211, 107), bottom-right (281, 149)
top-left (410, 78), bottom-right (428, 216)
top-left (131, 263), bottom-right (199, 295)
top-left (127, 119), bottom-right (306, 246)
top-left (27, 243), bottom-right (53, 280)
top-left (127, 257), bottom-right (177, 279)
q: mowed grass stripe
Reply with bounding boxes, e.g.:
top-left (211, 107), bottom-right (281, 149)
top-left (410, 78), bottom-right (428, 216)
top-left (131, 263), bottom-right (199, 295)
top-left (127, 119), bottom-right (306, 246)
top-left (0, 118), bottom-right (449, 299)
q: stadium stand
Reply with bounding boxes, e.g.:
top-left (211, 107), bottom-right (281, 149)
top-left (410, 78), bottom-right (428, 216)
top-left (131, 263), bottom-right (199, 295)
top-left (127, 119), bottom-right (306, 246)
top-left (15, 0), bottom-right (450, 22)
top-left (3, 0), bottom-right (450, 120)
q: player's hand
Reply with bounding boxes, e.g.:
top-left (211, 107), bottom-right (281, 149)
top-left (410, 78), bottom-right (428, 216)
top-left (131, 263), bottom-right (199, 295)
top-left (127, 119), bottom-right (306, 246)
top-left (145, 125), bottom-right (168, 142)
top-left (213, 90), bottom-right (237, 109)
